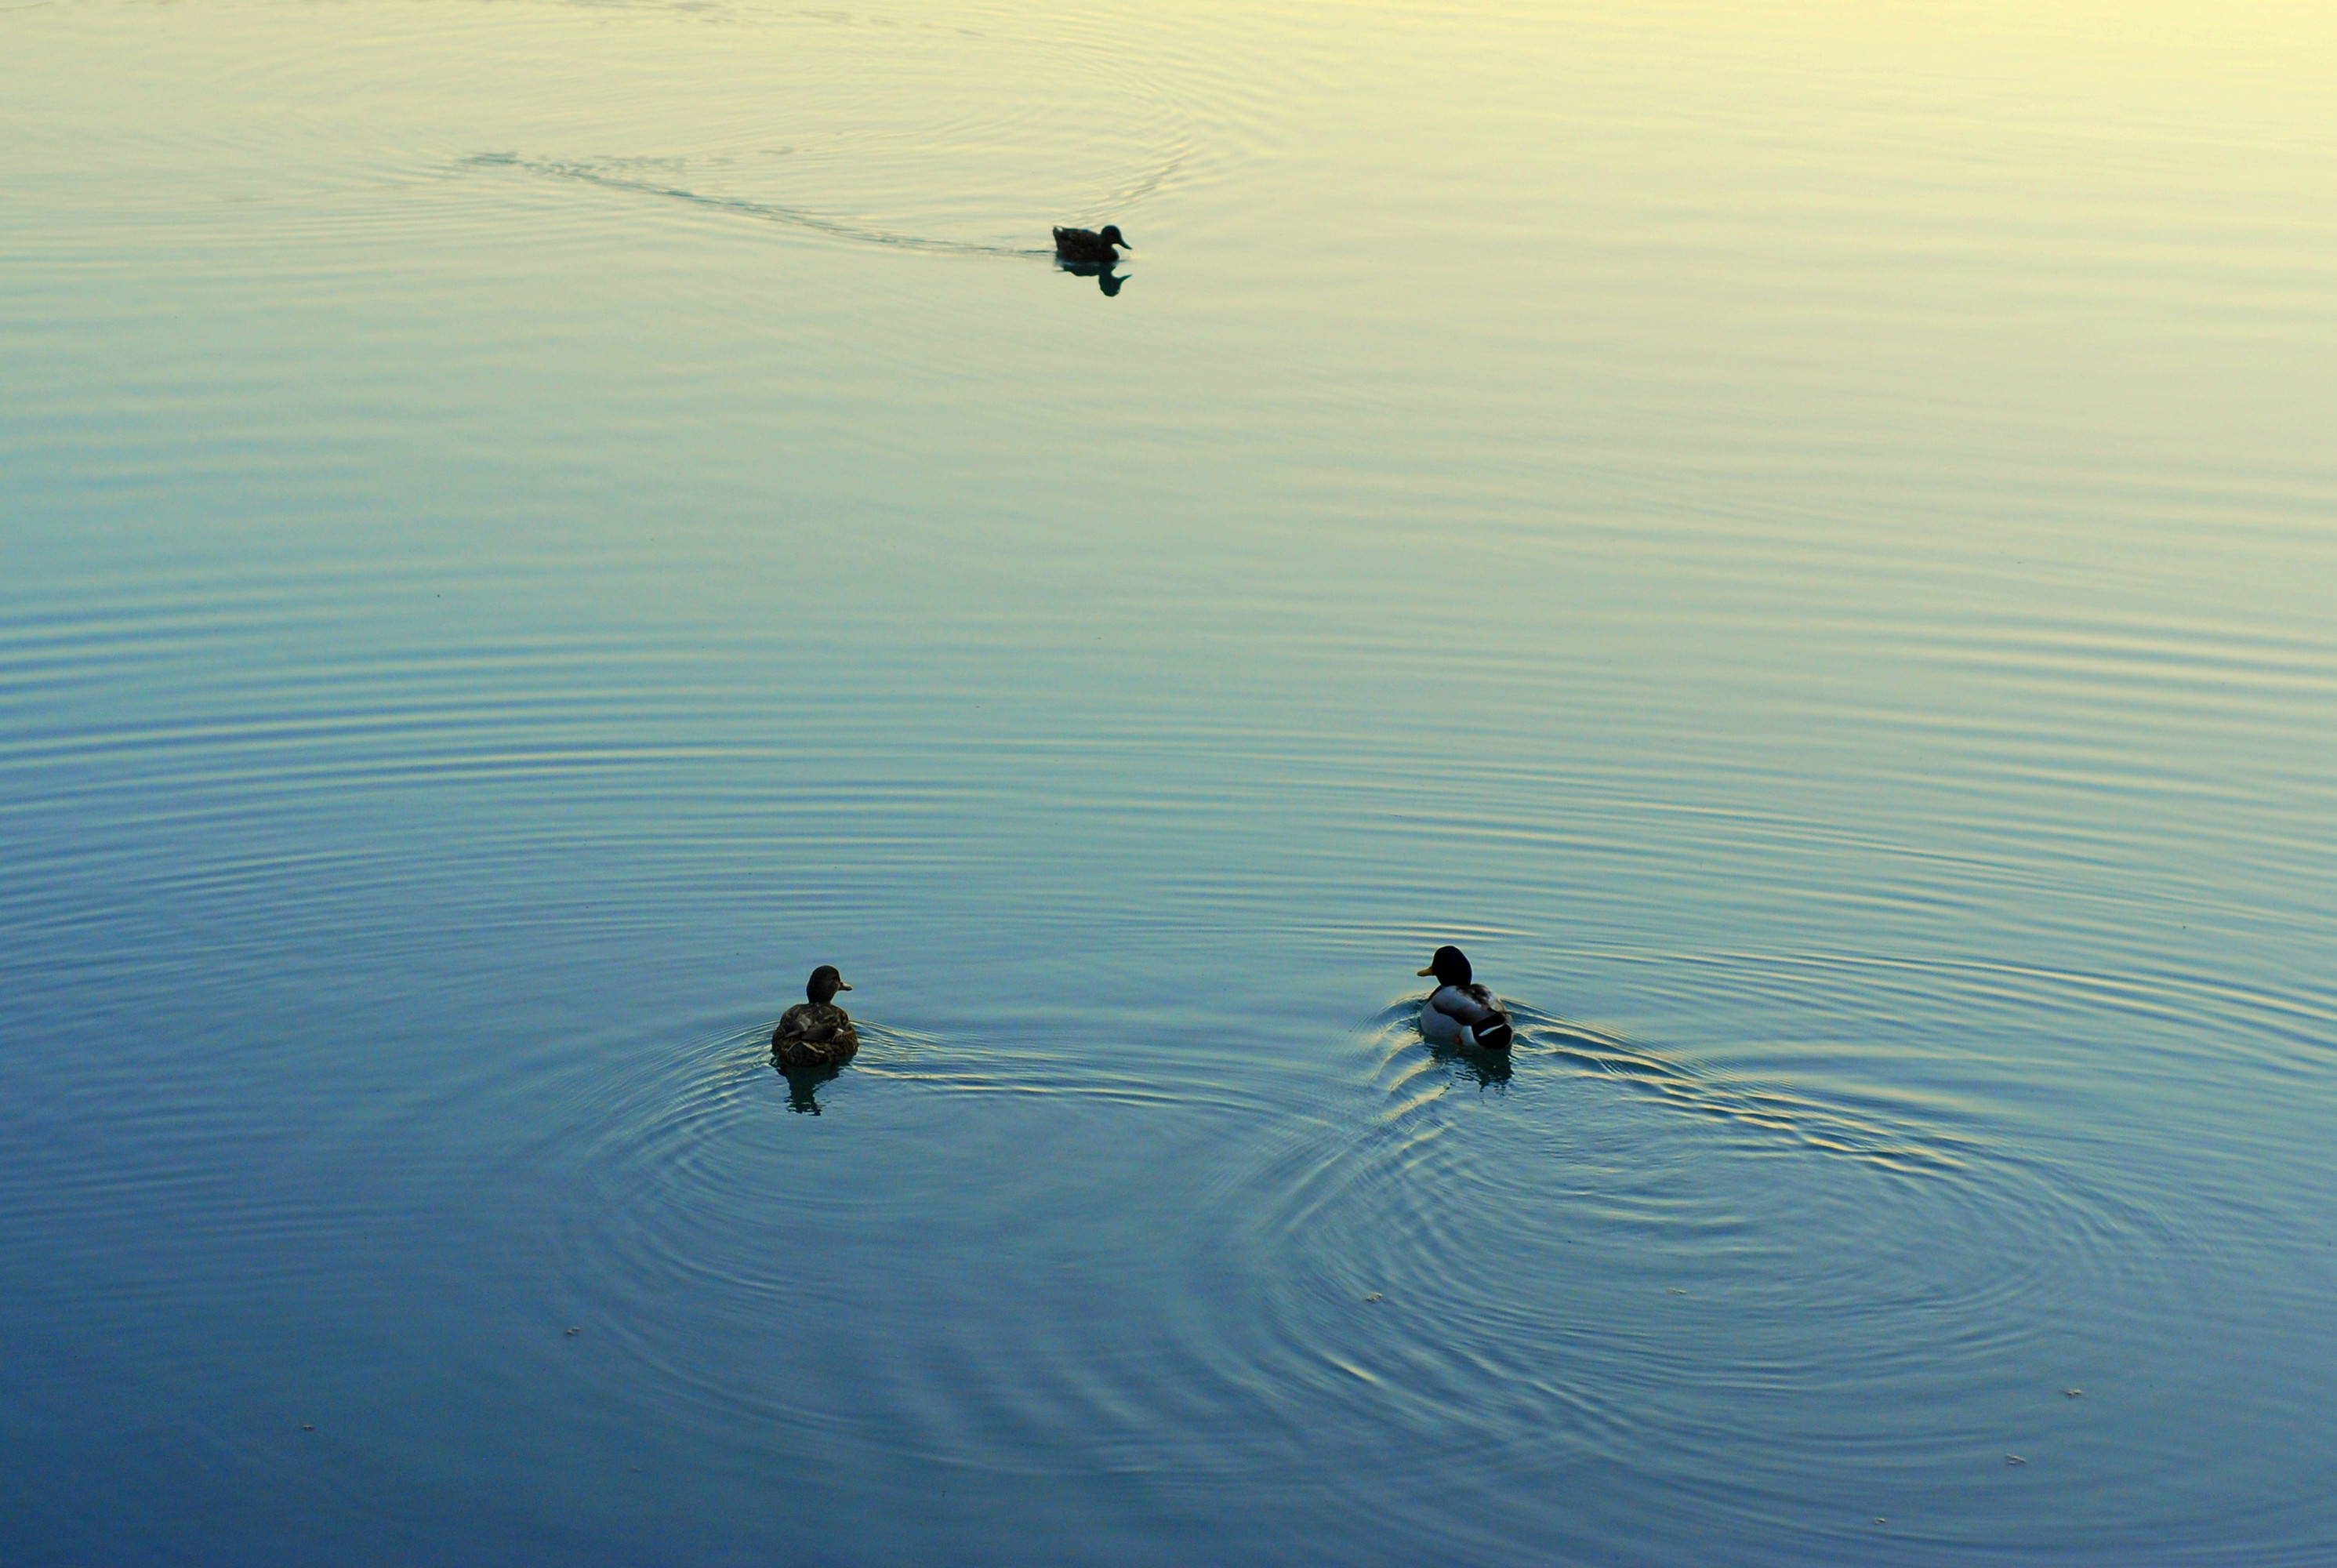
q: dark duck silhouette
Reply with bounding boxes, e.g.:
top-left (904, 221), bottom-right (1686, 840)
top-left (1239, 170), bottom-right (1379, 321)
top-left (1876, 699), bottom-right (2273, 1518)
top-left (1415, 946), bottom-right (1515, 1052)
top-left (1053, 224), bottom-right (1130, 264)
top-left (772, 964), bottom-right (860, 1069)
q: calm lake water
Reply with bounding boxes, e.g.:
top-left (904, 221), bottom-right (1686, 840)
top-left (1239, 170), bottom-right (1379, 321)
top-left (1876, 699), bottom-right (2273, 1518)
top-left (5, 1), bottom-right (2335, 1562)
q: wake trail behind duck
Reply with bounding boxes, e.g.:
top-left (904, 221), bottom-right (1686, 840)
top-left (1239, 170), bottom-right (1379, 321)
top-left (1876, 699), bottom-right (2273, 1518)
top-left (1399, 1001), bottom-right (1977, 1177)
top-left (467, 152), bottom-right (1082, 258)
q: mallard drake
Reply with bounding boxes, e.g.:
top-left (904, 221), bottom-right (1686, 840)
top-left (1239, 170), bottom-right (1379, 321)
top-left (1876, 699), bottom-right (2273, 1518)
top-left (773, 964), bottom-right (860, 1069)
top-left (1416, 946), bottom-right (1515, 1051)
top-left (1053, 224), bottom-right (1129, 264)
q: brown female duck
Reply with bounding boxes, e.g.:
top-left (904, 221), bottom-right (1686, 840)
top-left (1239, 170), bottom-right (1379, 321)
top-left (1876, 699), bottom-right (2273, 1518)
top-left (1053, 224), bottom-right (1130, 265)
top-left (772, 964), bottom-right (860, 1069)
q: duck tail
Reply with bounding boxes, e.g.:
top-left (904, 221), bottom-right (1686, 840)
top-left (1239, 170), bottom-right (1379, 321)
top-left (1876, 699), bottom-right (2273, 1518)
top-left (1468, 1013), bottom-right (1515, 1052)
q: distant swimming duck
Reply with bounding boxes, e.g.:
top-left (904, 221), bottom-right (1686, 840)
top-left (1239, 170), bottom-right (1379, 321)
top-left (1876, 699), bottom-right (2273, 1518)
top-left (1053, 224), bottom-right (1130, 264)
top-left (1416, 946), bottom-right (1515, 1052)
top-left (773, 965), bottom-right (860, 1069)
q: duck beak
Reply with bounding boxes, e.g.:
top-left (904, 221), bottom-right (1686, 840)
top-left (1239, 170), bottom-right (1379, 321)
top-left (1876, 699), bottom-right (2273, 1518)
top-left (1417, 966), bottom-right (1435, 976)
top-left (838, 981), bottom-right (853, 990)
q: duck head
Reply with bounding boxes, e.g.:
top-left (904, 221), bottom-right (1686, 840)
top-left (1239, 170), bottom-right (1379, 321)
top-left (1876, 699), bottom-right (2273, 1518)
top-left (805, 964), bottom-right (853, 1005)
top-left (1416, 946), bottom-right (1472, 987)
top-left (1099, 225), bottom-right (1129, 249)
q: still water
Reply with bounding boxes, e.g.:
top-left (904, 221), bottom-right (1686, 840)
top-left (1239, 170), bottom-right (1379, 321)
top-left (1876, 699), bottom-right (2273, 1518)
top-left (5, 0), bottom-right (2335, 1561)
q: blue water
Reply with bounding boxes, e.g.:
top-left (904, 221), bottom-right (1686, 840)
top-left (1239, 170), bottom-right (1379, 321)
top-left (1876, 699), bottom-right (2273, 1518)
top-left (5, 1), bottom-right (2335, 1561)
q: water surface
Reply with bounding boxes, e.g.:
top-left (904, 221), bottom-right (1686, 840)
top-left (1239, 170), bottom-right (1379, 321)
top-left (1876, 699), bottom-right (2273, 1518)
top-left (5, 1), bottom-right (2335, 1562)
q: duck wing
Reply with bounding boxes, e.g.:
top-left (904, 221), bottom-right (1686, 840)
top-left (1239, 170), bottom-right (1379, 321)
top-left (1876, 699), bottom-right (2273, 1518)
top-left (774, 1002), bottom-right (861, 1067)
top-left (775, 1001), bottom-right (850, 1040)
top-left (1426, 985), bottom-right (1501, 1028)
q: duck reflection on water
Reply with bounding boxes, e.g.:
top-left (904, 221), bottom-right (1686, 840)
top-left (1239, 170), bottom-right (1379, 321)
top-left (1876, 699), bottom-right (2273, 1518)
top-left (1426, 1036), bottom-right (1514, 1089)
top-left (1058, 258), bottom-right (1126, 296)
top-left (776, 1057), bottom-right (840, 1114)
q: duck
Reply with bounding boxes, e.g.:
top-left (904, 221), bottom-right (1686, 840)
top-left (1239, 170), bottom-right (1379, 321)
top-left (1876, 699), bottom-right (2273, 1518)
top-left (1415, 946), bottom-right (1515, 1052)
top-left (1053, 224), bottom-right (1130, 264)
top-left (772, 964), bottom-right (860, 1069)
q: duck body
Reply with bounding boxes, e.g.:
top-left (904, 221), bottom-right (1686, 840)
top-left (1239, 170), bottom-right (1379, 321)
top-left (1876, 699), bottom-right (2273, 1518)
top-left (773, 1002), bottom-right (858, 1069)
top-left (773, 965), bottom-right (860, 1069)
top-left (1419, 983), bottom-right (1511, 1051)
top-left (1416, 946), bottom-right (1515, 1052)
top-left (1053, 224), bottom-right (1129, 264)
